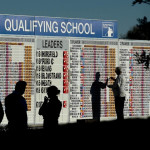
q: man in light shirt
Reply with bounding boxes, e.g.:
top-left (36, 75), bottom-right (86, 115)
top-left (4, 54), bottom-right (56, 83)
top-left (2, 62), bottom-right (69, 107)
top-left (107, 67), bottom-right (125, 121)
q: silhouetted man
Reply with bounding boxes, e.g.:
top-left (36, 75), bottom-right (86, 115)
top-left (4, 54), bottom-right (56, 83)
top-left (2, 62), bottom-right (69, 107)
top-left (90, 72), bottom-right (108, 121)
top-left (0, 101), bottom-right (4, 124)
top-left (5, 81), bottom-right (28, 133)
top-left (107, 67), bottom-right (125, 121)
top-left (39, 86), bottom-right (62, 130)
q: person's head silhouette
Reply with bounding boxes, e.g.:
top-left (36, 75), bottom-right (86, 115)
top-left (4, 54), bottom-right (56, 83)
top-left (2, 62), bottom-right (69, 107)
top-left (47, 86), bottom-right (60, 98)
top-left (95, 72), bottom-right (100, 81)
top-left (115, 67), bottom-right (121, 75)
top-left (15, 81), bottom-right (27, 95)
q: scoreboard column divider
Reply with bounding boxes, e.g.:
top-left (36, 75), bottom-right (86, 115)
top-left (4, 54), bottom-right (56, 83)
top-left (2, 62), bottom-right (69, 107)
top-left (33, 36), bottom-right (37, 125)
top-left (68, 38), bottom-right (71, 123)
top-left (117, 39), bottom-right (120, 67)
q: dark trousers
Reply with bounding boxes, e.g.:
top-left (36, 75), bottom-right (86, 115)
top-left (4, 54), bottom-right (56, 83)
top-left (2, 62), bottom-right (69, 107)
top-left (92, 97), bottom-right (100, 121)
top-left (115, 97), bottom-right (125, 121)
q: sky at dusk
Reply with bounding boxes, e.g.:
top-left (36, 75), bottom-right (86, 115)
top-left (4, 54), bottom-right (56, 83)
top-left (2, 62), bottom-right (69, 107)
top-left (0, 0), bottom-right (149, 37)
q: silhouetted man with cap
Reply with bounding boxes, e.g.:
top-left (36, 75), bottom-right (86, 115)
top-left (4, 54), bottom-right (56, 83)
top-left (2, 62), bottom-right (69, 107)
top-left (39, 85), bottom-right (62, 130)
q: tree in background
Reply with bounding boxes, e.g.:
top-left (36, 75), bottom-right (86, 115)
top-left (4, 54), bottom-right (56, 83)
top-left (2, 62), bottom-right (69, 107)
top-left (125, 16), bottom-right (150, 40)
top-left (132, 0), bottom-right (150, 5)
top-left (122, 1), bottom-right (150, 40)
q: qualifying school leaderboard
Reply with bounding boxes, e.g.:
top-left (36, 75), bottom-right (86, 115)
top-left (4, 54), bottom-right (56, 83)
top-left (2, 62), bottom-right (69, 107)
top-left (0, 14), bottom-right (150, 125)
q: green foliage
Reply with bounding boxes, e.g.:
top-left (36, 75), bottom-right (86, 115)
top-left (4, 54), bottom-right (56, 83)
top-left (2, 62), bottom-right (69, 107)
top-left (132, 0), bottom-right (150, 5)
top-left (124, 16), bottom-right (150, 40)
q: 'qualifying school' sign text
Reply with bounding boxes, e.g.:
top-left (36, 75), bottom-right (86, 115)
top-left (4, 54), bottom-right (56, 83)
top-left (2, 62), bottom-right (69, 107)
top-left (0, 15), bottom-right (118, 38)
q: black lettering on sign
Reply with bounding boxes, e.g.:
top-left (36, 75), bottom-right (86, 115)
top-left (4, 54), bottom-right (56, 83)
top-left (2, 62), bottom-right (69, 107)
top-left (42, 40), bottom-right (63, 49)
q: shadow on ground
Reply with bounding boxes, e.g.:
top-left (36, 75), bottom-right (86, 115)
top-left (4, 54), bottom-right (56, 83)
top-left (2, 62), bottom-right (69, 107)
top-left (0, 118), bottom-right (149, 147)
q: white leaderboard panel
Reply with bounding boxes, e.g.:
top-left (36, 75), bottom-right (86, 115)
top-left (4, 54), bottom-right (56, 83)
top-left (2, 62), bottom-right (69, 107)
top-left (35, 38), bottom-right (69, 124)
top-left (119, 40), bottom-right (150, 117)
top-left (69, 39), bottom-right (119, 122)
top-left (0, 36), bottom-right (35, 124)
top-left (0, 36), bottom-right (150, 125)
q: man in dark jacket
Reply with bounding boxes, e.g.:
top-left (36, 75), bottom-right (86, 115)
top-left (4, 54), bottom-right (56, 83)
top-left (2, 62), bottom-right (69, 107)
top-left (5, 81), bottom-right (27, 133)
top-left (90, 72), bottom-right (108, 121)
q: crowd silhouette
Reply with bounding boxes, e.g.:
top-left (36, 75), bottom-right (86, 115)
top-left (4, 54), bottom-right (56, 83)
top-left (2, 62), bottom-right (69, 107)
top-left (0, 67), bottom-right (129, 136)
top-left (0, 81), bottom-right (62, 135)
top-left (90, 67), bottom-right (125, 122)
